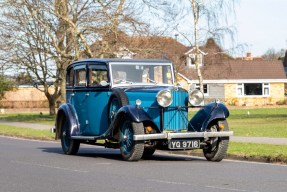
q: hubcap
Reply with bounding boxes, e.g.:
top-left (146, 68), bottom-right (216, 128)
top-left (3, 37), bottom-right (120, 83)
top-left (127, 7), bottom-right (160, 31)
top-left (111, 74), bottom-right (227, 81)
top-left (209, 125), bottom-right (219, 151)
top-left (121, 121), bottom-right (134, 155)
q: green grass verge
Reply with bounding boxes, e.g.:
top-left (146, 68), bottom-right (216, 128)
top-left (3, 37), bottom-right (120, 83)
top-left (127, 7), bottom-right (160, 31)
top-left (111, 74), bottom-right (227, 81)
top-left (229, 108), bottom-right (287, 138)
top-left (0, 113), bottom-right (55, 125)
top-left (228, 142), bottom-right (287, 163)
top-left (0, 124), bottom-right (54, 140)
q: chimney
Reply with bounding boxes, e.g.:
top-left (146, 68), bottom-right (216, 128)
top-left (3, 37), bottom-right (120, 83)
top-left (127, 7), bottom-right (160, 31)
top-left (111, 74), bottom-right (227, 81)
top-left (243, 52), bottom-right (253, 60)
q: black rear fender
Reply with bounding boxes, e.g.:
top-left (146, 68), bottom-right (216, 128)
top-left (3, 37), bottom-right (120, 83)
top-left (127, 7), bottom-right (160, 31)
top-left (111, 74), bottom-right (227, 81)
top-left (55, 104), bottom-right (80, 139)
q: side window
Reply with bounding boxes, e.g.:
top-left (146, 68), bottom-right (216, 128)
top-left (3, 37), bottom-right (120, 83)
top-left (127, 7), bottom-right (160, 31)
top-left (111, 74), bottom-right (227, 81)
top-left (66, 68), bottom-right (74, 87)
top-left (89, 65), bottom-right (108, 86)
top-left (75, 68), bottom-right (87, 87)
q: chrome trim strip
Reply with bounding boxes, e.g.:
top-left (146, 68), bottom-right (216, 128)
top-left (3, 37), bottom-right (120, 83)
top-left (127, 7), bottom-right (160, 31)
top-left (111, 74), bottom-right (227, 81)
top-left (71, 136), bottom-right (98, 140)
top-left (133, 131), bottom-right (233, 141)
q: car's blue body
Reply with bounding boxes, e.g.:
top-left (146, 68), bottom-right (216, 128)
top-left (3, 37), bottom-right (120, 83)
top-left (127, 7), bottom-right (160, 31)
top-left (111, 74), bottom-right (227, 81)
top-left (55, 58), bottom-right (233, 161)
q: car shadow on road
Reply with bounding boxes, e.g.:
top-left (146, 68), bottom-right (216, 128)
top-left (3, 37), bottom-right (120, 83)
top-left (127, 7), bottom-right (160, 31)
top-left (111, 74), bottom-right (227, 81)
top-left (39, 146), bottom-right (205, 162)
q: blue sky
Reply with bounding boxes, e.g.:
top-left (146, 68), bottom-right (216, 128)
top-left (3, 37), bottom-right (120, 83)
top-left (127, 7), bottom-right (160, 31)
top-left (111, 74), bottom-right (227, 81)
top-left (234, 0), bottom-right (287, 57)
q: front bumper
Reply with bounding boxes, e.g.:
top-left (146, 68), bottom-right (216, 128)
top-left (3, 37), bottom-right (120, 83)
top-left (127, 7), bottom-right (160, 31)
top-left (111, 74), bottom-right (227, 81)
top-left (133, 131), bottom-right (233, 141)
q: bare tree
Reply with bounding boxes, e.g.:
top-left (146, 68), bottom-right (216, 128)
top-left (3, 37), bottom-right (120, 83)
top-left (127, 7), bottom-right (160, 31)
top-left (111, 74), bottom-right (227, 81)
top-left (144, 0), bottom-right (236, 91)
top-left (183, 0), bottom-right (237, 91)
top-left (0, 0), bottom-right (149, 115)
top-left (284, 50), bottom-right (287, 67)
top-left (262, 48), bottom-right (285, 61)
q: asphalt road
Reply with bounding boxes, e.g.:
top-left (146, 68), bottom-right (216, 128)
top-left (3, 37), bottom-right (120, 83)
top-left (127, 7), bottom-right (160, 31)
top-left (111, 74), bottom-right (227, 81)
top-left (1, 136), bottom-right (287, 192)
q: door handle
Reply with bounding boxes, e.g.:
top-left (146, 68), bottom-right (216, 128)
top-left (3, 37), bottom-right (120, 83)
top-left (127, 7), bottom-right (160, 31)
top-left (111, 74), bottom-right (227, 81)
top-left (85, 93), bottom-right (89, 96)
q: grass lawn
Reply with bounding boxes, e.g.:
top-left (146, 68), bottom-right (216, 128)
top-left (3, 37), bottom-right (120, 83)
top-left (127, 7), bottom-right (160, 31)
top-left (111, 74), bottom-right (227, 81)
top-left (0, 124), bottom-right (54, 140)
top-left (228, 142), bottom-right (287, 163)
top-left (228, 108), bottom-right (287, 138)
top-left (0, 113), bottom-right (55, 126)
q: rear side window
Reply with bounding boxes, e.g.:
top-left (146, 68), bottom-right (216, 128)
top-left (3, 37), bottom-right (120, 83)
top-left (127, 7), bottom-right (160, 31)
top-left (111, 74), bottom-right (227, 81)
top-left (66, 68), bottom-right (74, 87)
top-left (75, 68), bottom-right (87, 87)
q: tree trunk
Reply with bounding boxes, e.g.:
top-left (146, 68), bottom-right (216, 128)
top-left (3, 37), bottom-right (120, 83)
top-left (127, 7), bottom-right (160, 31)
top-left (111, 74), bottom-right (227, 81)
top-left (48, 97), bottom-right (56, 116)
top-left (44, 89), bottom-right (59, 116)
top-left (192, 0), bottom-right (204, 92)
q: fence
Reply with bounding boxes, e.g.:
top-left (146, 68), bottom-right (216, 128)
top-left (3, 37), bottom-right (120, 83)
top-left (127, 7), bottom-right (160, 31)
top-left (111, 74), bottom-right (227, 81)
top-left (0, 100), bottom-right (49, 108)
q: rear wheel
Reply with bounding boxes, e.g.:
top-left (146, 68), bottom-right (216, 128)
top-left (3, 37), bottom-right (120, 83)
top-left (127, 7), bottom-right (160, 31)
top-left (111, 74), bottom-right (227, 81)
top-left (203, 120), bottom-right (229, 162)
top-left (60, 116), bottom-right (80, 155)
top-left (119, 119), bottom-right (144, 161)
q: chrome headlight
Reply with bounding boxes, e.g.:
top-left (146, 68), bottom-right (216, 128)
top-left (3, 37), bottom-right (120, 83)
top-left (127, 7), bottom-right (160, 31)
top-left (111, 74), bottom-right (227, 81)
top-left (189, 89), bottom-right (204, 106)
top-left (156, 90), bottom-right (173, 107)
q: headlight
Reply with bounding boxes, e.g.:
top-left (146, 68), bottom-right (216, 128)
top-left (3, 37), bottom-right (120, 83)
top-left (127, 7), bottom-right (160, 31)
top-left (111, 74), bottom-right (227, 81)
top-left (156, 90), bottom-right (173, 107)
top-left (189, 89), bottom-right (204, 106)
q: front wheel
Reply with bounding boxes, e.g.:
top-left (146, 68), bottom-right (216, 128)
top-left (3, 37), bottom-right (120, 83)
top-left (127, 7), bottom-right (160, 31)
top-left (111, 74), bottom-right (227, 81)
top-left (119, 119), bottom-right (144, 161)
top-left (203, 120), bottom-right (229, 162)
top-left (60, 116), bottom-right (80, 155)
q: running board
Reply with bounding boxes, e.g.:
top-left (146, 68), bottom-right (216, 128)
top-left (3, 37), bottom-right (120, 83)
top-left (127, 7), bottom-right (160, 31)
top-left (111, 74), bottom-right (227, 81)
top-left (71, 136), bottom-right (100, 140)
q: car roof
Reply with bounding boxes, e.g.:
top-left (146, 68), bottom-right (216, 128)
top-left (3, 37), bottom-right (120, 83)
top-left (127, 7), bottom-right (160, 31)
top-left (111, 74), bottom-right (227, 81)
top-left (69, 58), bottom-right (172, 67)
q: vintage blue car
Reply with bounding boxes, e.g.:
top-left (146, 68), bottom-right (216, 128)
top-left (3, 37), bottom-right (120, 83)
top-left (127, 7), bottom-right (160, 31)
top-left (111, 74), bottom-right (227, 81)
top-left (55, 58), bottom-right (233, 161)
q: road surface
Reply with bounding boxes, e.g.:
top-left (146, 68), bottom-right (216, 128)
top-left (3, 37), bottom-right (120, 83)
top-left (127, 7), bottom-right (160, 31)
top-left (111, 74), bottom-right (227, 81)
top-left (1, 136), bottom-right (287, 192)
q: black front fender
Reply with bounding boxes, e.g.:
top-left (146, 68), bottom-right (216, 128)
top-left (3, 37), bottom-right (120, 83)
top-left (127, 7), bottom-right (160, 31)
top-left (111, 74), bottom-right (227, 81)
top-left (55, 103), bottom-right (80, 139)
top-left (188, 102), bottom-right (229, 132)
top-left (117, 105), bottom-right (152, 122)
top-left (107, 105), bottom-right (160, 139)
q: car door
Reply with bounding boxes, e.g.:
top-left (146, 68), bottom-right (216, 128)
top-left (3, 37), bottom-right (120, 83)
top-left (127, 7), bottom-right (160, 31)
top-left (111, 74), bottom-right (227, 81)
top-left (73, 64), bottom-right (89, 134)
top-left (85, 63), bottom-right (110, 136)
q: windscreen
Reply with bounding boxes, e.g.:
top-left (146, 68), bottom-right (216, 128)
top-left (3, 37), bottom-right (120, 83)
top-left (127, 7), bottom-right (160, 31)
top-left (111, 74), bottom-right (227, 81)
top-left (110, 63), bottom-right (174, 86)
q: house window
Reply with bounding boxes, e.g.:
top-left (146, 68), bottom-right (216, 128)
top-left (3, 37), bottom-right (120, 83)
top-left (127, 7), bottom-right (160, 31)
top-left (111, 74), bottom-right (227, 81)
top-left (187, 53), bottom-right (203, 68)
top-left (195, 84), bottom-right (209, 95)
top-left (237, 83), bottom-right (270, 96)
top-left (237, 83), bottom-right (243, 96)
top-left (263, 83), bottom-right (270, 95)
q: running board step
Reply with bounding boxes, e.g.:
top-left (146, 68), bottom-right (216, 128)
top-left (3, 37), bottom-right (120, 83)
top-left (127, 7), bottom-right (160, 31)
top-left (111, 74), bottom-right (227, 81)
top-left (71, 136), bottom-right (100, 140)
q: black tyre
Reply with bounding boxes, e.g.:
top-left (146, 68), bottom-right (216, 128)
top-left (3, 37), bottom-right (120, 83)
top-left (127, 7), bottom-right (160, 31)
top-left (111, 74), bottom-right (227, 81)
top-left (203, 120), bottom-right (229, 162)
top-left (108, 89), bottom-right (129, 124)
top-left (60, 116), bottom-right (80, 155)
top-left (119, 119), bottom-right (144, 161)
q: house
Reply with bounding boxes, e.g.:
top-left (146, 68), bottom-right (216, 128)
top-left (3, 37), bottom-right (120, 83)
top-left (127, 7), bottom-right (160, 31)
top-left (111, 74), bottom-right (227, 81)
top-left (184, 60), bottom-right (287, 106)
